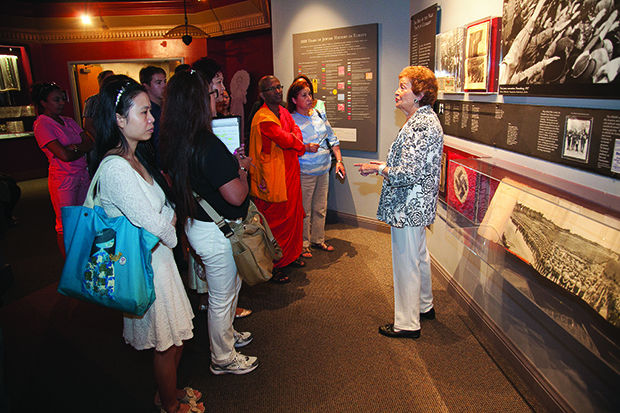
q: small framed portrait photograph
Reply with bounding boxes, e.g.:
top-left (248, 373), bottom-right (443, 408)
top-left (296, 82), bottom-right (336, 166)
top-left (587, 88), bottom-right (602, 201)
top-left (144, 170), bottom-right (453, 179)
top-left (561, 115), bottom-right (593, 163)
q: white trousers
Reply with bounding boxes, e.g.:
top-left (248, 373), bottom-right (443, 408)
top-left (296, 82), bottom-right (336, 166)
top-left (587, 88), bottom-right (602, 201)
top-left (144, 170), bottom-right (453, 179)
top-left (391, 225), bottom-right (433, 331)
top-left (300, 172), bottom-right (330, 247)
top-left (186, 219), bottom-right (241, 365)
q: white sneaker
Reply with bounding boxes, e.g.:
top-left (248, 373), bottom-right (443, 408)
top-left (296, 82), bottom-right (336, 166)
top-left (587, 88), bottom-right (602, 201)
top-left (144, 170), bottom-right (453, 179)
top-left (234, 331), bottom-right (253, 348)
top-left (210, 352), bottom-right (258, 375)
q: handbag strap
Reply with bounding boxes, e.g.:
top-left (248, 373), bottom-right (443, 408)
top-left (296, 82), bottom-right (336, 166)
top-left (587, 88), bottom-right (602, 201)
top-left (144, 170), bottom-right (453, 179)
top-left (192, 191), bottom-right (235, 239)
top-left (314, 109), bottom-right (333, 151)
top-left (83, 155), bottom-right (122, 209)
top-left (248, 202), bottom-right (280, 252)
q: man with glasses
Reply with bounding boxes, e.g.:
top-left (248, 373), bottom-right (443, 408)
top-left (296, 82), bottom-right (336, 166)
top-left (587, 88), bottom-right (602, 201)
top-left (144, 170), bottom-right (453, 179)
top-left (248, 76), bottom-right (306, 283)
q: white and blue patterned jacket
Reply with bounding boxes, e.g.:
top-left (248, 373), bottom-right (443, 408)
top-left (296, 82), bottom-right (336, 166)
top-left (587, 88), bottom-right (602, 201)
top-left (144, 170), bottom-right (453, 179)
top-left (377, 105), bottom-right (444, 228)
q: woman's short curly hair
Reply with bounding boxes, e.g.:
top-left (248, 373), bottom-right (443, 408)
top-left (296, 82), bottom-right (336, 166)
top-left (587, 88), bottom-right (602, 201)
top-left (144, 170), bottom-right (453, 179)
top-left (399, 66), bottom-right (438, 107)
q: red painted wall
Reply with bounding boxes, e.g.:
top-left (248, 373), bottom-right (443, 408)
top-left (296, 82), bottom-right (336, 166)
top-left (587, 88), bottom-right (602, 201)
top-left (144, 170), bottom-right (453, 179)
top-left (6, 31), bottom-right (272, 180)
top-left (24, 31), bottom-right (273, 120)
top-left (207, 29), bottom-right (273, 119)
top-left (26, 38), bottom-right (208, 118)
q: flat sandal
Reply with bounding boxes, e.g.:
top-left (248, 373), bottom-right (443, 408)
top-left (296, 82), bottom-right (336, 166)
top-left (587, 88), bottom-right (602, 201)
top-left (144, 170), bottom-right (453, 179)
top-left (311, 242), bottom-right (334, 252)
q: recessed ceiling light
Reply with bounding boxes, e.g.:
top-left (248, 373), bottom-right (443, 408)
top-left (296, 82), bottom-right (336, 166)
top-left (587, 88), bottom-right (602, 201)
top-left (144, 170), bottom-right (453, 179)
top-left (81, 14), bottom-right (92, 25)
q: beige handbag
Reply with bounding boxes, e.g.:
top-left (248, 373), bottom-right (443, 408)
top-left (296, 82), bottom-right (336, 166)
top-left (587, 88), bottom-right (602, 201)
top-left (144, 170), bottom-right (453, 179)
top-left (194, 193), bottom-right (282, 286)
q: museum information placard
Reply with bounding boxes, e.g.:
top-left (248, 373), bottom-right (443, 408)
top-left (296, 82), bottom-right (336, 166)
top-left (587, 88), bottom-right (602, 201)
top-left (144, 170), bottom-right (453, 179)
top-left (438, 100), bottom-right (620, 178)
top-left (293, 24), bottom-right (378, 152)
top-left (410, 4), bottom-right (439, 69)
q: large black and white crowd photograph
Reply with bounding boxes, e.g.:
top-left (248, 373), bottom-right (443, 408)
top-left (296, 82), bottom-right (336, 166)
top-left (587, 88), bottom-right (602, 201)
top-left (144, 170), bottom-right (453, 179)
top-left (500, 0), bottom-right (620, 95)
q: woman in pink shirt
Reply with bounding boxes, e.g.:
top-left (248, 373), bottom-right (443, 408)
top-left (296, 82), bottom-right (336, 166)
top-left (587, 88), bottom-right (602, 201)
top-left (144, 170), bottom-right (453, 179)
top-left (32, 82), bottom-right (93, 255)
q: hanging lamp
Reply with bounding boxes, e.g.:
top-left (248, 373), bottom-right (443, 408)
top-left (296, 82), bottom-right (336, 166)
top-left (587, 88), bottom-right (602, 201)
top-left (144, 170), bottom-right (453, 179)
top-left (164, 0), bottom-right (208, 45)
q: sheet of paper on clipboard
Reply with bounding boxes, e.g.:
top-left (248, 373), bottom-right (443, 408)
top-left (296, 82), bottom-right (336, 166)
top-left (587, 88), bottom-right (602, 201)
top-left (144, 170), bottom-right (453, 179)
top-left (212, 116), bottom-right (242, 153)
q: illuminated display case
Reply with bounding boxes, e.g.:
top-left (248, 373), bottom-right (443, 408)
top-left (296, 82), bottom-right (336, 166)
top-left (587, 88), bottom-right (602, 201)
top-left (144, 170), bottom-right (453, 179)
top-left (432, 156), bottom-right (619, 412)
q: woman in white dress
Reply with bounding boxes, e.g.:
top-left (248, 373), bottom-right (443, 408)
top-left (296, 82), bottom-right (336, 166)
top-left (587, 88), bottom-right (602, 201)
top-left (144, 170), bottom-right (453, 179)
top-left (91, 76), bottom-right (202, 413)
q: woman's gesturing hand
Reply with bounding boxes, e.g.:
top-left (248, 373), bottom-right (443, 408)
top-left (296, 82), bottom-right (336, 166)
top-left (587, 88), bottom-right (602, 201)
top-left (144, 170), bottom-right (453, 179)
top-left (354, 161), bottom-right (385, 176)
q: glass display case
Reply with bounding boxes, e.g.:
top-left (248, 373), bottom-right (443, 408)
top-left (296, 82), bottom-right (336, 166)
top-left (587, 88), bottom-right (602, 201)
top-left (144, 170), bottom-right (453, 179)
top-left (430, 156), bottom-right (619, 412)
top-left (0, 105), bottom-right (35, 139)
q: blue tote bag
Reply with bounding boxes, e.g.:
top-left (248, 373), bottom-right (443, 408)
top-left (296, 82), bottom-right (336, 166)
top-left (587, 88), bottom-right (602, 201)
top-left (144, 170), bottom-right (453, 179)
top-left (58, 156), bottom-right (159, 316)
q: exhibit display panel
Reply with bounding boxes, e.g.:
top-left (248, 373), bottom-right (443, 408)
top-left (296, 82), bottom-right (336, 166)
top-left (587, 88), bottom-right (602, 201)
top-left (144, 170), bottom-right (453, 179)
top-left (292, 24), bottom-right (378, 152)
top-left (433, 156), bottom-right (620, 412)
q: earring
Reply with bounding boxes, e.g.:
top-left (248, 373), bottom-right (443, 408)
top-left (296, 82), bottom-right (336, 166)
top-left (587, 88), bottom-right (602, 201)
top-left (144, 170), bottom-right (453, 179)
top-left (414, 98), bottom-right (419, 104)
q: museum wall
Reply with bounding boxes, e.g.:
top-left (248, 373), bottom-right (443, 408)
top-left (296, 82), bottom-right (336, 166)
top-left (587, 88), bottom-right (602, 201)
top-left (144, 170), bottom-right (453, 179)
top-left (271, 0), bottom-right (412, 221)
top-left (274, 0), bottom-right (619, 222)
top-left (206, 29), bottom-right (274, 122)
top-left (417, 1), bottom-right (619, 411)
top-left (413, 0), bottom-right (620, 196)
top-left (272, 1), bottom-right (619, 411)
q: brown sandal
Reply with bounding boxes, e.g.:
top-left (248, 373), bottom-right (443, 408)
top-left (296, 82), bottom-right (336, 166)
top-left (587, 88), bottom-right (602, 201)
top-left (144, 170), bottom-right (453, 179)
top-left (270, 269), bottom-right (290, 284)
top-left (311, 242), bottom-right (334, 252)
top-left (289, 257), bottom-right (306, 267)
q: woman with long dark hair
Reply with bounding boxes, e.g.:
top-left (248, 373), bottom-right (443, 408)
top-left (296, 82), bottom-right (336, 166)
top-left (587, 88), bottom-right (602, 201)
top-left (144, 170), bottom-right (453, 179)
top-left (32, 82), bottom-right (93, 254)
top-left (186, 57), bottom-right (253, 318)
top-left (160, 70), bottom-right (258, 376)
top-left (92, 76), bottom-right (200, 413)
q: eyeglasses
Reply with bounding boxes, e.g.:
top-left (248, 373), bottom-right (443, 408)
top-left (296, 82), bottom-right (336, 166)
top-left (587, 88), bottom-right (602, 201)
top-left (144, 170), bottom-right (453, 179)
top-left (262, 85), bottom-right (283, 92)
top-left (209, 89), bottom-right (219, 99)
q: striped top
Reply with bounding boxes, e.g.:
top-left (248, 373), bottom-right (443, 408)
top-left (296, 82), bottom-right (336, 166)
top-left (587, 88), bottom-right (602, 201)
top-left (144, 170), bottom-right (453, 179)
top-left (291, 107), bottom-right (339, 176)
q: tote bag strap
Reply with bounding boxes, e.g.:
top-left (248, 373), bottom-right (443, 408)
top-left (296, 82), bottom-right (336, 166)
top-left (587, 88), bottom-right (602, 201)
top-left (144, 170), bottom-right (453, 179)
top-left (192, 191), bottom-right (235, 239)
top-left (83, 155), bottom-right (123, 208)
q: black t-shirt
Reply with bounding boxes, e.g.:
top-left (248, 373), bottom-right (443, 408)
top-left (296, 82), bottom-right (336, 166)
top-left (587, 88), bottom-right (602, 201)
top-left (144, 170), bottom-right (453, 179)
top-left (190, 132), bottom-right (249, 222)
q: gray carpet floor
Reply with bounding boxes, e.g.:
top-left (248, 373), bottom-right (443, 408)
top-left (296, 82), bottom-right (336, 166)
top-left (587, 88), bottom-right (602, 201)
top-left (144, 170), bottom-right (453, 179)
top-left (0, 178), bottom-right (538, 412)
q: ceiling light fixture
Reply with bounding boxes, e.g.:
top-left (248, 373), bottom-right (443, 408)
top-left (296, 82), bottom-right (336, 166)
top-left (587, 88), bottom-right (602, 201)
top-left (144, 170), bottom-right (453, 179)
top-left (80, 1), bottom-right (92, 25)
top-left (164, 0), bottom-right (208, 46)
top-left (81, 14), bottom-right (92, 25)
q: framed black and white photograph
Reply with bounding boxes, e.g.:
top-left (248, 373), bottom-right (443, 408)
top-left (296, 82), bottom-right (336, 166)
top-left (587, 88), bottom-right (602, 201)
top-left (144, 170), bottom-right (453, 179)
top-left (464, 20), bottom-right (490, 91)
top-left (499, 0), bottom-right (620, 97)
top-left (465, 56), bottom-right (488, 89)
top-left (562, 115), bottom-right (592, 163)
top-left (435, 27), bottom-right (465, 93)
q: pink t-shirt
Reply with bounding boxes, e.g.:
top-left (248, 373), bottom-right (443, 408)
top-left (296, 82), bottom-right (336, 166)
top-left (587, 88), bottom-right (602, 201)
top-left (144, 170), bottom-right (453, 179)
top-left (34, 114), bottom-right (88, 174)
